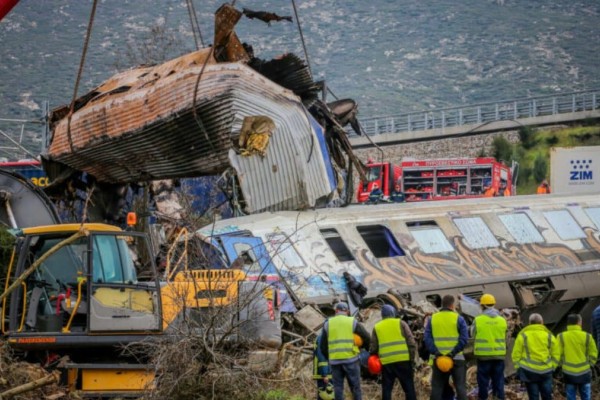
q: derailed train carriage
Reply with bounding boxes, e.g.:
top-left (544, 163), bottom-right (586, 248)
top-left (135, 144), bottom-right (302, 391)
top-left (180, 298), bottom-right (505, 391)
top-left (186, 192), bottom-right (600, 331)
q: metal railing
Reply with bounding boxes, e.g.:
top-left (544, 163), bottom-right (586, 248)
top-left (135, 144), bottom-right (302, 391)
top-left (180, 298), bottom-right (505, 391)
top-left (354, 89), bottom-right (600, 137)
top-left (0, 101), bottom-right (48, 160)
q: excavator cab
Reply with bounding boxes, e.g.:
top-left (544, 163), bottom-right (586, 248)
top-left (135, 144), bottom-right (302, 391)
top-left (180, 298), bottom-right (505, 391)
top-left (2, 224), bottom-right (162, 350)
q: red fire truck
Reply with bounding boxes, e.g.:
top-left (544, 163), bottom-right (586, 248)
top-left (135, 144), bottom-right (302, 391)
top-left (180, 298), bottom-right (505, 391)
top-left (357, 157), bottom-right (514, 203)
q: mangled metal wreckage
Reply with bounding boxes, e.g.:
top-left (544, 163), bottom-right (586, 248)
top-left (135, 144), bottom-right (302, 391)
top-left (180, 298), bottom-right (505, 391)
top-left (43, 4), bottom-right (363, 218)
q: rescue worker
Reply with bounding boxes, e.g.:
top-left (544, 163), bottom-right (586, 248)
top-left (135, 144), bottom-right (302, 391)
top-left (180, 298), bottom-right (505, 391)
top-left (367, 183), bottom-right (383, 204)
top-left (537, 180), bottom-right (551, 194)
top-left (558, 314), bottom-right (598, 400)
top-left (483, 184), bottom-right (496, 197)
top-left (390, 184), bottom-right (405, 203)
top-left (313, 333), bottom-right (333, 400)
top-left (512, 313), bottom-right (560, 400)
top-left (424, 294), bottom-right (469, 400)
top-left (472, 294), bottom-right (507, 400)
top-left (498, 180), bottom-right (510, 196)
top-left (369, 304), bottom-right (417, 400)
top-left (319, 302), bottom-right (370, 400)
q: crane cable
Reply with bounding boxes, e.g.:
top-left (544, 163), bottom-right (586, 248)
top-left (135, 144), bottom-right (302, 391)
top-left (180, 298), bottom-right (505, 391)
top-left (190, 0), bottom-right (237, 151)
top-left (290, 0), bottom-right (311, 78)
top-left (185, 0), bottom-right (205, 49)
top-left (66, 0), bottom-right (98, 152)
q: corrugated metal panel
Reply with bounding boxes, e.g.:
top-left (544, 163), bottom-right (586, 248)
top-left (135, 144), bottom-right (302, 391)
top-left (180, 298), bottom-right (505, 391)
top-left (228, 90), bottom-right (333, 213)
top-left (46, 59), bottom-right (334, 212)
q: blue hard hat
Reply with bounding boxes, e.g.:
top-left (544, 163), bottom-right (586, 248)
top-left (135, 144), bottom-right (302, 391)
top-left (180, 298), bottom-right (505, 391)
top-left (381, 304), bottom-right (397, 318)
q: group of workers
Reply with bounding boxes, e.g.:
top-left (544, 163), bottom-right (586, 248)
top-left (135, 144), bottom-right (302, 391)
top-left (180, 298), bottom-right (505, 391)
top-left (313, 295), bottom-right (599, 400)
top-left (366, 183), bottom-right (406, 204)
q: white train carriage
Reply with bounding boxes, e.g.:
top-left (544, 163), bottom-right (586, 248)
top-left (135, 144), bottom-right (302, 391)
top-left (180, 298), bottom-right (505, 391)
top-left (191, 193), bottom-right (600, 328)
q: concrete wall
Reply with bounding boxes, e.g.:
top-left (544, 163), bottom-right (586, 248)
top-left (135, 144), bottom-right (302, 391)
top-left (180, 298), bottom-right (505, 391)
top-left (353, 130), bottom-right (520, 166)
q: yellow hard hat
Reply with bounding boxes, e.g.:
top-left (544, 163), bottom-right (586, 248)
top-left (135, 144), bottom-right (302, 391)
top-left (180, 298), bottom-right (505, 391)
top-left (480, 294), bottom-right (496, 306)
top-left (353, 334), bottom-right (363, 348)
top-left (436, 355), bottom-right (454, 373)
top-left (319, 383), bottom-right (335, 400)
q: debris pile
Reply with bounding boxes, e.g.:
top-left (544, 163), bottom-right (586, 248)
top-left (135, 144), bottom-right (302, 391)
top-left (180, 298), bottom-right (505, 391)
top-left (0, 340), bottom-right (63, 399)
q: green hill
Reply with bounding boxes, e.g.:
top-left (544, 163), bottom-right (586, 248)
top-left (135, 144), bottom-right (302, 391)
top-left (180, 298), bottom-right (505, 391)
top-left (491, 122), bottom-right (600, 194)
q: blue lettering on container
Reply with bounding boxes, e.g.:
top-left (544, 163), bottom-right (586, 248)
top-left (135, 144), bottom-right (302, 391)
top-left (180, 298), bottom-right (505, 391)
top-left (569, 159), bottom-right (593, 181)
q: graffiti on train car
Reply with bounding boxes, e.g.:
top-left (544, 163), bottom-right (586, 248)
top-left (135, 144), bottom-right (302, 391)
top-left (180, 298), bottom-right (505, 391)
top-left (355, 230), bottom-right (599, 290)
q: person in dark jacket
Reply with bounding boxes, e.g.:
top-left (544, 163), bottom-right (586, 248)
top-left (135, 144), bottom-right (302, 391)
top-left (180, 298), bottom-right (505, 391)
top-left (366, 183), bottom-right (383, 204)
top-left (313, 334), bottom-right (333, 400)
top-left (370, 304), bottom-right (417, 400)
top-left (320, 302), bottom-right (370, 400)
top-left (424, 294), bottom-right (469, 400)
top-left (592, 305), bottom-right (600, 359)
top-left (390, 184), bottom-right (405, 203)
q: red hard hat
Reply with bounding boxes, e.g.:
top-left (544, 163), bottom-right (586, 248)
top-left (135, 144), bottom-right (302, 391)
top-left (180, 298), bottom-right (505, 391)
top-left (368, 355), bottom-right (382, 375)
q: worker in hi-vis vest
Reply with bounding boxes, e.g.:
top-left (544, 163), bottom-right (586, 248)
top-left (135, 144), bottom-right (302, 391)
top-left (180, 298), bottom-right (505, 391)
top-left (319, 302), bottom-right (370, 400)
top-left (512, 313), bottom-right (560, 400)
top-left (472, 294), bottom-right (507, 400)
top-left (369, 304), bottom-right (417, 400)
top-left (557, 314), bottom-right (598, 400)
top-left (424, 294), bottom-right (469, 400)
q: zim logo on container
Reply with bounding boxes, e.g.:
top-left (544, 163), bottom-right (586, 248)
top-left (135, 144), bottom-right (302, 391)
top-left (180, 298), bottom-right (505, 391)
top-left (569, 159), bottom-right (593, 181)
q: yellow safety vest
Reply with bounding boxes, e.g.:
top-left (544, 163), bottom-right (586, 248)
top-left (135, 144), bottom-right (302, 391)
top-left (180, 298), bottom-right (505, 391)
top-left (374, 318), bottom-right (409, 365)
top-left (328, 315), bottom-right (359, 362)
top-left (431, 311), bottom-right (462, 357)
top-left (474, 313), bottom-right (507, 357)
top-left (558, 325), bottom-right (597, 377)
top-left (513, 324), bottom-right (557, 374)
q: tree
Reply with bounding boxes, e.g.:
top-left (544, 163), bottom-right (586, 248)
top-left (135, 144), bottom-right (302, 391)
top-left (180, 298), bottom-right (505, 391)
top-left (533, 154), bottom-right (548, 183)
top-left (518, 126), bottom-right (536, 150)
top-left (491, 136), bottom-right (513, 163)
top-left (114, 22), bottom-right (187, 70)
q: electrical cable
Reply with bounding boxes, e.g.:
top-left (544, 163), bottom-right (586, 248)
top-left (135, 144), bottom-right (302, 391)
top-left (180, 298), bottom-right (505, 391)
top-left (290, 0), bottom-right (312, 78)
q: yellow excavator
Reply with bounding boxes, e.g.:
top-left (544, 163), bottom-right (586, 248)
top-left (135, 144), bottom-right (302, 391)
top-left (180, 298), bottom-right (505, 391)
top-left (0, 170), bottom-right (281, 397)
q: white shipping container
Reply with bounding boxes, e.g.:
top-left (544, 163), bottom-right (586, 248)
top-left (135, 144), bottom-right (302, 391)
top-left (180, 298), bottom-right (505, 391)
top-left (550, 146), bottom-right (600, 194)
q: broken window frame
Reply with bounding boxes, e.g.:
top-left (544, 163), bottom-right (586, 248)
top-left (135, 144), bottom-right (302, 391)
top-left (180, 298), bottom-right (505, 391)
top-left (453, 216), bottom-right (499, 249)
top-left (265, 232), bottom-right (306, 270)
top-left (320, 228), bottom-right (354, 262)
top-left (498, 212), bottom-right (544, 244)
top-left (356, 224), bottom-right (405, 258)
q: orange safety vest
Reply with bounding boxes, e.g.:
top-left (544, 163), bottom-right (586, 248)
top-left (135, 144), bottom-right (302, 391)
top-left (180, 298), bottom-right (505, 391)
top-left (537, 185), bottom-right (550, 194)
top-left (484, 188), bottom-right (495, 197)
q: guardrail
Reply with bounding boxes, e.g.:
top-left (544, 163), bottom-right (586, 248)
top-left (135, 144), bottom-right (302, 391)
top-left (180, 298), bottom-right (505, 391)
top-left (0, 101), bottom-right (48, 160)
top-left (354, 89), bottom-right (600, 137)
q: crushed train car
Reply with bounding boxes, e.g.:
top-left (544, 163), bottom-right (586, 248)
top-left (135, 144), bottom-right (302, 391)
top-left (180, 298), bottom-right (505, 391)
top-left (188, 192), bottom-right (600, 330)
top-left (43, 4), bottom-right (363, 216)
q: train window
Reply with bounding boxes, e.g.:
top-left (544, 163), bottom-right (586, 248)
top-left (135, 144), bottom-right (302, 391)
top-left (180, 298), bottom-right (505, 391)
top-left (498, 213), bottom-right (544, 244)
top-left (409, 222), bottom-right (454, 254)
top-left (320, 228), bottom-right (355, 262)
top-left (454, 217), bottom-right (499, 249)
top-left (356, 225), bottom-right (405, 258)
top-left (543, 210), bottom-right (586, 240)
top-left (585, 208), bottom-right (600, 230)
top-left (266, 232), bottom-right (306, 269)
